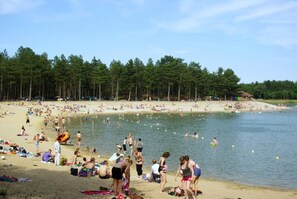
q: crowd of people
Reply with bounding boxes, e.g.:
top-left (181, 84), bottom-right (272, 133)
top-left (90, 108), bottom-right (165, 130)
top-left (12, 109), bottom-right (205, 199)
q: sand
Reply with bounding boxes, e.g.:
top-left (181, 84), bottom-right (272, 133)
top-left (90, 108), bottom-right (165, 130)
top-left (0, 100), bottom-right (296, 199)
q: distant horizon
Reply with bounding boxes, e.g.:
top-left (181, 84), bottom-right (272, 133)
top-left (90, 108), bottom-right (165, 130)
top-left (1, 0), bottom-right (296, 83)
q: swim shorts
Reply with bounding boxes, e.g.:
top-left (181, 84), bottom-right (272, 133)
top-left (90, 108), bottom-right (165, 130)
top-left (194, 166), bottom-right (201, 177)
top-left (112, 167), bottom-right (122, 180)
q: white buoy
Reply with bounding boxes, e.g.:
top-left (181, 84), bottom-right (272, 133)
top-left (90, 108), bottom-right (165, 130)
top-left (276, 156), bottom-right (279, 160)
top-left (165, 129), bottom-right (167, 132)
top-left (252, 150), bottom-right (255, 153)
top-left (157, 128), bottom-right (159, 130)
top-left (202, 137), bottom-right (204, 140)
top-left (232, 145), bottom-right (235, 148)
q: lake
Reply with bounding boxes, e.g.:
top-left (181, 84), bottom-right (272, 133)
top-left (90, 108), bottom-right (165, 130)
top-left (66, 106), bottom-right (297, 189)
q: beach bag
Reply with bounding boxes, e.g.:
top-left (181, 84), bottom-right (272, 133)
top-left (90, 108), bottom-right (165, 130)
top-left (70, 168), bottom-right (78, 176)
top-left (60, 157), bottom-right (67, 166)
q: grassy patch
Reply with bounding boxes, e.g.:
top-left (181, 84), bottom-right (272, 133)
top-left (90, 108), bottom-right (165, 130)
top-left (0, 189), bottom-right (7, 198)
top-left (263, 99), bottom-right (297, 106)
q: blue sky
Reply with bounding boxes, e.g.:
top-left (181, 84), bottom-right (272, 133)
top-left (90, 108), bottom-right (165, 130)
top-left (0, 0), bottom-right (296, 83)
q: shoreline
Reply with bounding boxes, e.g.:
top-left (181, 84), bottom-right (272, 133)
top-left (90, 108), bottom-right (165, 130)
top-left (0, 100), bottom-right (296, 199)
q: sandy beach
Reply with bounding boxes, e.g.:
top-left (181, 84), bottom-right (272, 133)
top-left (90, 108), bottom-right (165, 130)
top-left (0, 100), bottom-right (296, 199)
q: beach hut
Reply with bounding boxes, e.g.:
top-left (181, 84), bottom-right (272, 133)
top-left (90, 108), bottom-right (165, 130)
top-left (238, 91), bottom-right (253, 100)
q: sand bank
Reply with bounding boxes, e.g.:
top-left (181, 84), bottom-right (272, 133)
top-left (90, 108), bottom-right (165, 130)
top-left (0, 100), bottom-right (295, 199)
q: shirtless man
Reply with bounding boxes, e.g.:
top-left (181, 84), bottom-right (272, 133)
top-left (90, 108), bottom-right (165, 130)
top-left (87, 157), bottom-right (96, 176)
top-left (127, 133), bottom-right (134, 155)
top-left (112, 158), bottom-right (132, 196)
top-left (98, 160), bottom-right (111, 179)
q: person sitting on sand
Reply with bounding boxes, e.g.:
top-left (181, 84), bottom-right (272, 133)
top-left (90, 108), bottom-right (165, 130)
top-left (18, 125), bottom-right (28, 136)
top-left (39, 130), bottom-right (48, 141)
top-left (82, 157), bottom-right (88, 165)
top-left (98, 160), bottom-right (111, 179)
top-left (42, 149), bottom-right (53, 163)
top-left (151, 159), bottom-right (160, 183)
top-left (87, 157), bottom-right (96, 176)
top-left (78, 163), bottom-right (88, 177)
top-left (72, 150), bottom-right (80, 166)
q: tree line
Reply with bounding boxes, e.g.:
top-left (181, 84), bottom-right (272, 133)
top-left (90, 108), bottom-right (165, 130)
top-left (0, 46), bottom-right (296, 101)
top-left (240, 80), bottom-right (297, 100)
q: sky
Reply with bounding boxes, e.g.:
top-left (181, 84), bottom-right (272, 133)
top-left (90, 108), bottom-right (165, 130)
top-left (0, 0), bottom-right (296, 83)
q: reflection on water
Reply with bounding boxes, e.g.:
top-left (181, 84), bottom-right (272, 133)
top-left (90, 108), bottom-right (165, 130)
top-left (66, 107), bottom-right (297, 189)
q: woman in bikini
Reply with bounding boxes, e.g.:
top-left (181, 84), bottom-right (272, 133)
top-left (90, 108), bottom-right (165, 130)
top-left (159, 151), bottom-right (170, 193)
top-left (175, 156), bottom-right (195, 199)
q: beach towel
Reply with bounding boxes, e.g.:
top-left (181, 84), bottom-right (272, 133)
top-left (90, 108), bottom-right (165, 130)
top-left (81, 189), bottom-right (114, 195)
top-left (0, 175), bottom-right (18, 182)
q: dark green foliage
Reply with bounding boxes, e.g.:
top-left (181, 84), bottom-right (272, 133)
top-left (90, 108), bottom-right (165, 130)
top-left (239, 80), bottom-right (297, 100)
top-left (1, 46), bottom-right (295, 101)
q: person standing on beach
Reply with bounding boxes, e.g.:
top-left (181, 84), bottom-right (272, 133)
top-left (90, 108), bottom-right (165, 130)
top-left (43, 116), bottom-right (48, 127)
top-left (175, 156), bottom-right (195, 199)
top-left (159, 151), bottom-right (170, 193)
top-left (54, 138), bottom-right (61, 166)
top-left (26, 115), bottom-right (30, 125)
top-left (61, 117), bottom-right (66, 129)
top-left (123, 137), bottom-right (127, 155)
top-left (54, 117), bottom-right (59, 130)
top-left (127, 133), bottom-right (134, 155)
top-left (33, 133), bottom-right (40, 155)
top-left (111, 158), bottom-right (132, 196)
top-left (136, 138), bottom-right (143, 154)
top-left (133, 149), bottom-right (143, 178)
top-left (184, 155), bottom-right (202, 196)
top-left (77, 131), bottom-right (81, 147)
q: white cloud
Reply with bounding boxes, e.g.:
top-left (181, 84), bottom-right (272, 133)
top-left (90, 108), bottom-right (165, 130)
top-left (158, 0), bottom-right (297, 47)
top-left (159, 0), bottom-right (267, 32)
top-left (258, 25), bottom-right (297, 47)
top-left (0, 0), bottom-right (43, 14)
top-left (236, 1), bottom-right (297, 21)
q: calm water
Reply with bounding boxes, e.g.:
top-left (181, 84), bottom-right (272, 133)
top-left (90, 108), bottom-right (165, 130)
top-left (66, 106), bottom-right (297, 189)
